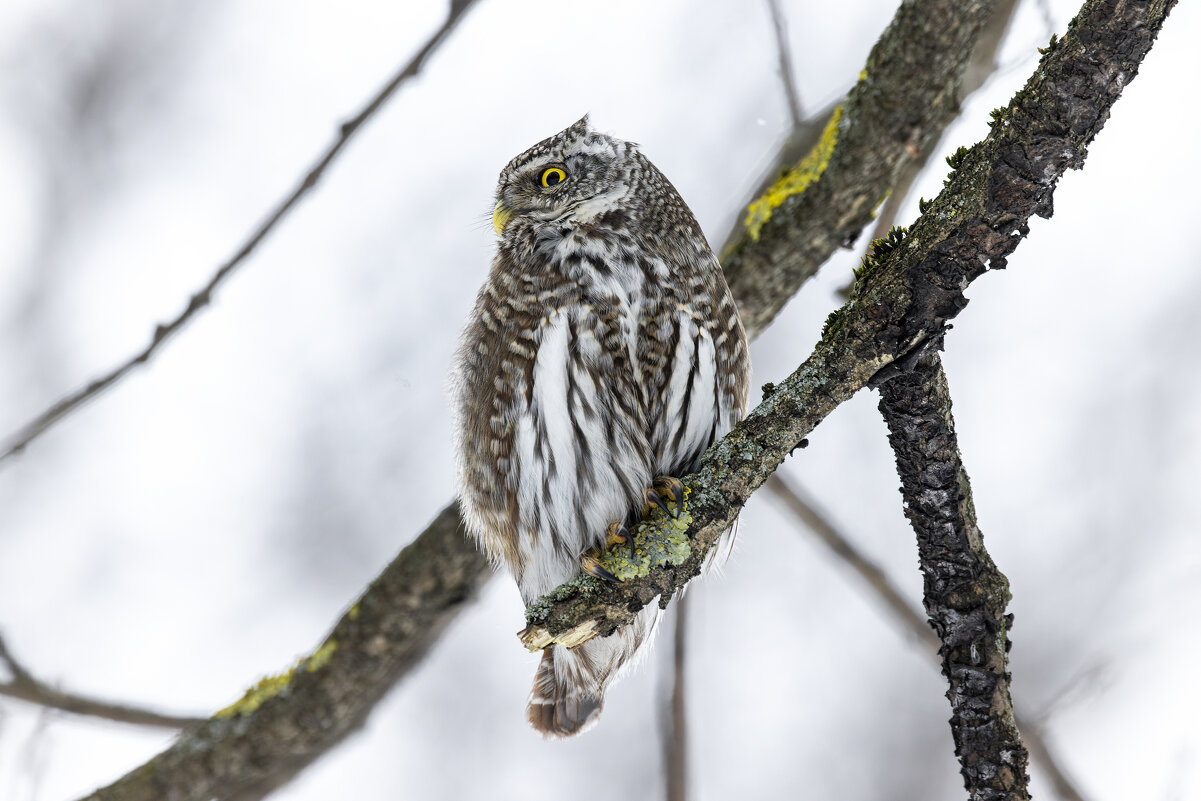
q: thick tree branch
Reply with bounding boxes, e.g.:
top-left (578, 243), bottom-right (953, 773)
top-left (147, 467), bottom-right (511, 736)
top-left (521, 0), bottom-right (1175, 651)
top-left (877, 351), bottom-right (1029, 800)
top-left (79, 503), bottom-right (490, 801)
top-left (721, 0), bottom-right (1000, 338)
top-left (0, 0), bottom-right (481, 464)
top-left (0, 633), bottom-right (203, 730)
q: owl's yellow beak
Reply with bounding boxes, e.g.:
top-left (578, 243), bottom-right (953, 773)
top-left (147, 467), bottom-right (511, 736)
top-left (492, 201), bottom-right (513, 236)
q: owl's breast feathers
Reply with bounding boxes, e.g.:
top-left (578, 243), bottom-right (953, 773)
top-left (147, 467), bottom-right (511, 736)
top-left (454, 220), bottom-right (748, 589)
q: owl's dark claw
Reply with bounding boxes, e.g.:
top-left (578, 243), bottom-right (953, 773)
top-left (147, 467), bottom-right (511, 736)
top-left (580, 550), bottom-right (619, 583)
top-left (606, 521), bottom-right (635, 558)
top-left (644, 476), bottom-right (685, 518)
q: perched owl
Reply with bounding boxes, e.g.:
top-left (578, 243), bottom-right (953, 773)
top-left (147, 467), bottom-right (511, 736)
top-left (453, 117), bottom-right (750, 737)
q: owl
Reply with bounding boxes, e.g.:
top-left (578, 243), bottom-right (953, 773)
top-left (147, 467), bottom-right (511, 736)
top-left (452, 116), bottom-right (750, 737)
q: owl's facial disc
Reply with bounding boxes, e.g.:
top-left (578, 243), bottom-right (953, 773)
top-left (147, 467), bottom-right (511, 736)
top-left (493, 119), bottom-right (632, 237)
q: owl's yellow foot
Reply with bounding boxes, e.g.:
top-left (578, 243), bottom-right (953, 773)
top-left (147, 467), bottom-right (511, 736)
top-left (606, 521), bottom-right (634, 558)
top-left (643, 475), bottom-right (685, 519)
top-left (579, 549), bottom-right (619, 583)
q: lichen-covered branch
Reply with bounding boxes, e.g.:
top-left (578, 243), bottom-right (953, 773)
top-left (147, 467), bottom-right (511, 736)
top-left (523, 0), bottom-right (1175, 650)
top-left (722, 0), bottom-right (1000, 338)
top-left (877, 351), bottom-right (1029, 800)
top-left (0, 633), bottom-right (203, 730)
top-left (78, 503), bottom-right (490, 801)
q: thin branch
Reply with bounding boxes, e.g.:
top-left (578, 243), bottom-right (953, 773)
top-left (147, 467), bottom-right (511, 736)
top-left (0, 633), bottom-right (203, 730)
top-left (765, 0), bottom-right (803, 128)
top-left (877, 351), bottom-right (1030, 799)
top-left (520, 0), bottom-right (1175, 657)
top-left (660, 596), bottom-right (689, 801)
top-left (765, 474), bottom-right (1090, 801)
top-left (0, 0), bottom-right (482, 465)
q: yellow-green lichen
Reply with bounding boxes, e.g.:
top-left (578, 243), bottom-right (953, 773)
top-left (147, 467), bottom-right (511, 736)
top-left (347, 602), bottom-right (360, 621)
top-left (743, 106), bottom-right (843, 241)
top-left (597, 487), bottom-right (693, 581)
top-left (214, 669), bottom-right (295, 719)
top-left (306, 639), bottom-right (338, 672)
top-left (213, 639), bottom-right (338, 719)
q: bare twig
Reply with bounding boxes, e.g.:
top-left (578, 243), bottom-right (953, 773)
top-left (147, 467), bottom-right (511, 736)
top-left (0, 0), bottom-right (482, 464)
top-left (0, 633), bottom-right (203, 730)
top-left (765, 474), bottom-right (1090, 801)
top-left (660, 596), bottom-right (689, 801)
top-left (765, 0), bottom-right (803, 128)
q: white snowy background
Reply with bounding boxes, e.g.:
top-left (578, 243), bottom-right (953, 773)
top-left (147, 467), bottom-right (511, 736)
top-left (0, 0), bottom-right (1198, 799)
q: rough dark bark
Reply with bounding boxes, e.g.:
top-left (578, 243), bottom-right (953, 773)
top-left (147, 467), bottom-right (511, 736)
top-left (878, 352), bottom-right (1028, 801)
top-left (722, 0), bottom-right (999, 338)
top-left (81, 503), bottom-right (490, 801)
top-left (522, 0), bottom-right (1175, 650)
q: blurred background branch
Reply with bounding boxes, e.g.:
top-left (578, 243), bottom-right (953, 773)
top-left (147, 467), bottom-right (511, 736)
top-left (0, 633), bottom-right (203, 730)
top-left (80, 502), bottom-right (490, 801)
top-left (0, 0), bottom-right (482, 465)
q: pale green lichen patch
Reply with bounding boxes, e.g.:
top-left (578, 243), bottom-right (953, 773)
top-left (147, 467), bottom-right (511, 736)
top-left (598, 488), bottom-right (693, 581)
top-left (743, 106), bottom-right (843, 241)
top-left (213, 639), bottom-right (339, 719)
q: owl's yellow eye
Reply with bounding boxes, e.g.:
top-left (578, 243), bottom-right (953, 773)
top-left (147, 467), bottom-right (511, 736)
top-left (540, 167), bottom-right (567, 188)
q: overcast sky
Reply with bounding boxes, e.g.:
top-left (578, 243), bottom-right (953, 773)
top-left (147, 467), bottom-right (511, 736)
top-left (1, 1), bottom-right (1198, 799)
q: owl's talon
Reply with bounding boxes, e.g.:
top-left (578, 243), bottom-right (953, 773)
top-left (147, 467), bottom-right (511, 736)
top-left (643, 488), bottom-right (671, 519)
top-left (654, 476), bottom-right (686, 515)
top-left (644, 476), bottom-right (685, 518)
top-left (606, 521), bottom-right (634, 558)
top-left (580, 550), bottom-right (619, 583)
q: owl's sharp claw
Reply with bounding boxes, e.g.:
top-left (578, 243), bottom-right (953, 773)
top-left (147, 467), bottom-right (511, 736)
top-left (654, 476), bottom-right (686, 515)
top-left (643, 488), bottom-right (671, 519)
top-left (580, 550), bottom-right (619, 583)
top-left (645, 476), bottom-right (685, 518)
top-left (606, 522), bottom-right (634, 558)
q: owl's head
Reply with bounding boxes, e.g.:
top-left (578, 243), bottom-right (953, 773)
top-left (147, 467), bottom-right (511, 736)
top-left (491, 116), bottom-right (637, 237)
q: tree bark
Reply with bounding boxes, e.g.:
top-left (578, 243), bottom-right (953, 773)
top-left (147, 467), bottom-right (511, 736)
top-left (878, 352), bottom-right (1029, 801)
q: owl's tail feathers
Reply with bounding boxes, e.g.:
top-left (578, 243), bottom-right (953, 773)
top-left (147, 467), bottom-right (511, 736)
top-left (526, 604), bottom-right (661, 738)
top-left (526, 648), bottom-right (603, 738)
